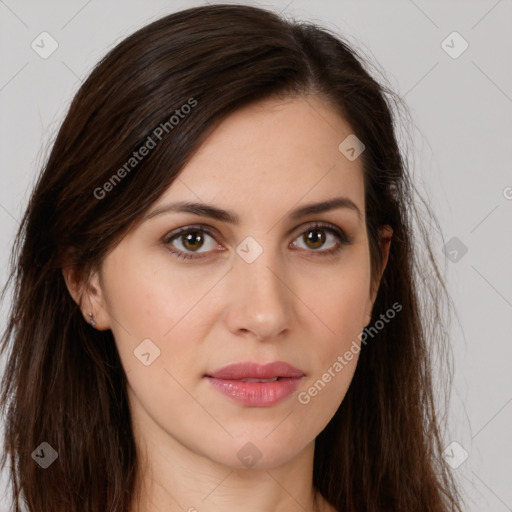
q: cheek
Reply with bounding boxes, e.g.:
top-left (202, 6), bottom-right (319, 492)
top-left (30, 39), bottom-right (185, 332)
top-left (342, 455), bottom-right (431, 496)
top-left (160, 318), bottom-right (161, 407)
top-left (300, 258), bottom-right (371, 344)
top-left (293, 259), bottom-right (369, 413)
top-left (295, 281), bottom-right (366, 432)
top-left (297, 352), bottom-right (359, 429)
top-left (100, 248), bottom-right (220, 377)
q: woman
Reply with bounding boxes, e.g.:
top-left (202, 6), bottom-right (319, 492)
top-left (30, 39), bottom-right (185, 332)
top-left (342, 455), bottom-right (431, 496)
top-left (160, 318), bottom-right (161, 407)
top-left (0, 4), bottom-right (463, 511)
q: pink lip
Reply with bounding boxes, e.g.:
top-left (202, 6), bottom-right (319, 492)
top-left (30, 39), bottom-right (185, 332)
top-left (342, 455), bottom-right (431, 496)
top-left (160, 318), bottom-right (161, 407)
top-left (205, 361), bottom-right (305, 407)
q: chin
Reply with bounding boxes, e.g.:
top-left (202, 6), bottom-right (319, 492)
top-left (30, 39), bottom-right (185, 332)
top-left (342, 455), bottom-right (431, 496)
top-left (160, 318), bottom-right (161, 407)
top-left (201, 435), bottom-right (311, 471)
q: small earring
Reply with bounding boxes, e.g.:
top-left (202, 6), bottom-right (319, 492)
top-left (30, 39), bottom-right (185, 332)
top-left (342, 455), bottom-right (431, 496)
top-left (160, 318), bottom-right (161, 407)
top-left (88, 312), bottom-right (97, 328)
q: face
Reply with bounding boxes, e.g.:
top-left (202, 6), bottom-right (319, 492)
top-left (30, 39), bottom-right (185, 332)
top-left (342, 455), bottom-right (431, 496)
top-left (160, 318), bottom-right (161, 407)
top-left (70, 95), bottom-right (391, 470)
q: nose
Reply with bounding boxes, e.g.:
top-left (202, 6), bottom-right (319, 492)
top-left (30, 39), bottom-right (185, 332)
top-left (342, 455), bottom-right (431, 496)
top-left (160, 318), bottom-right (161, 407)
top-left (224, 245), bottom-right (295, 341)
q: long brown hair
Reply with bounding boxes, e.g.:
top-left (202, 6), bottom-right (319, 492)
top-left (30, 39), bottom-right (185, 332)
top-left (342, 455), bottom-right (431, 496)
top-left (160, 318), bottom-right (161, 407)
top-left (0, 4), bottom-right (463, 511)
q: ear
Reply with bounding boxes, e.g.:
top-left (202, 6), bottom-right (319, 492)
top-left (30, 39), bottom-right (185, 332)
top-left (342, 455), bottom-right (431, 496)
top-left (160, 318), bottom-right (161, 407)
top-left (363, 225), bottom-right (393, 328)
top-left (61, 263), bottom-right (111, 331)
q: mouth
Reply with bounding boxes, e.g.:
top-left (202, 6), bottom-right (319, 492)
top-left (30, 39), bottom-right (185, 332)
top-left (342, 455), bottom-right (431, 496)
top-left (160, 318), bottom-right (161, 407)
top-left (204, 361), bottom-right (305, 407)
top-left (238, 377), bottom-right (279, 382)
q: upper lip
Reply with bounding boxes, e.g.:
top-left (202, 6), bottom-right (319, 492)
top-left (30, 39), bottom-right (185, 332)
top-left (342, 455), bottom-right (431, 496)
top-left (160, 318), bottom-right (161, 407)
top-left (205, 361), bottom-right (305, 380)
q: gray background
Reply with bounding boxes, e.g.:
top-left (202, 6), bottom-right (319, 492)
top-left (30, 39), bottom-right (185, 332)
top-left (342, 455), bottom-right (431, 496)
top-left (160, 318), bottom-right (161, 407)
top-left (1, 1), bottom-right (511, 510)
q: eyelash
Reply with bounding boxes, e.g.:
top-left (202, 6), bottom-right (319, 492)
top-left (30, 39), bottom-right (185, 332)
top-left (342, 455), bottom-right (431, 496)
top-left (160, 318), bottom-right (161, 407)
top-left (163, 222), bottom-right (351, 262)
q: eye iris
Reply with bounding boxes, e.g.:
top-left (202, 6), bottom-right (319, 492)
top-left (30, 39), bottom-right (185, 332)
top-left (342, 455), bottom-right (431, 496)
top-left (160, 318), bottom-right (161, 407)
top-left (182, 231), bottom-right (204, 251)
top-left (304, 229), bottom-right (325, 249)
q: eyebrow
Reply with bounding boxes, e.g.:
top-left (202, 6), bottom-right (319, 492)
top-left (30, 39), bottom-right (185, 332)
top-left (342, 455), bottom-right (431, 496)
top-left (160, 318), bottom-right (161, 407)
top-left (143, 196), bottom-right (362, 224)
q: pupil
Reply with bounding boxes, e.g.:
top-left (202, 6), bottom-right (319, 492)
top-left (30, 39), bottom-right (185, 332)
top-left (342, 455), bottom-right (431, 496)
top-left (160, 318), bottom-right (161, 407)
top-left (183, 232), bottom-right (203, 251)
top-left (305, 229), bottom-right (325, 249)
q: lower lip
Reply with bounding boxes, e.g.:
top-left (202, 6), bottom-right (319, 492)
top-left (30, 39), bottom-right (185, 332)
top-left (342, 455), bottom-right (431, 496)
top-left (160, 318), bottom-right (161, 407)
top-left (205, 376), bottom-right (303, 406)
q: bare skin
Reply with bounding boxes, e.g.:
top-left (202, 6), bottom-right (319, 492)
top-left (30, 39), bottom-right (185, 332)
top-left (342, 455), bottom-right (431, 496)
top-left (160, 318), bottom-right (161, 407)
top-left (64, 94), bottom-right (392, 512)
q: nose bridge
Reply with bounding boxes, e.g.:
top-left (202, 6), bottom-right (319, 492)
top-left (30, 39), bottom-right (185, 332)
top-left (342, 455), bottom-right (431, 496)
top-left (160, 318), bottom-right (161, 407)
top-left (228, 236), bottom-right (293, 338)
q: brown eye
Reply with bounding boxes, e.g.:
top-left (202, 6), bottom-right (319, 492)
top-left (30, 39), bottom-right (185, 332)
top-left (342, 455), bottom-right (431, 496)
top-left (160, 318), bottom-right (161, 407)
top-left (292, 224), bottom-right (347, 253)
top-left (303, 228), bottom-right (327, 250)
top-left (181, 231), bottom-right (205, 251)
top-left (164, 227), bottom-right (219, 260)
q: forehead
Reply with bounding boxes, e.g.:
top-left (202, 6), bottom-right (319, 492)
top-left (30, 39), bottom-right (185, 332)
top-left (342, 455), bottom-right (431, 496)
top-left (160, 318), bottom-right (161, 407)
top-left (156, 95), bottom-right (365, 221)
